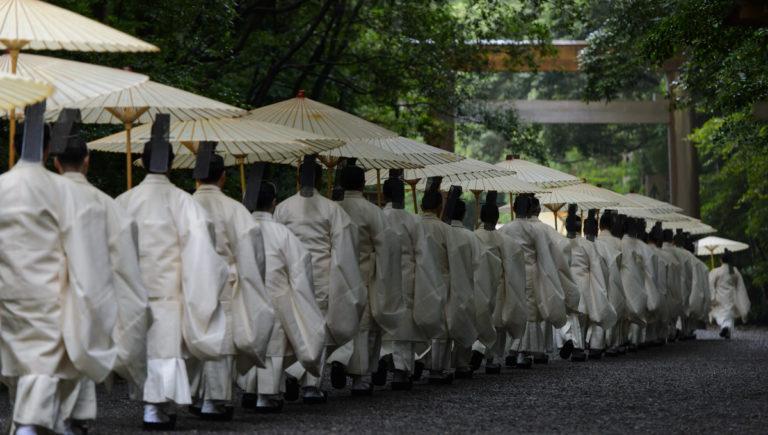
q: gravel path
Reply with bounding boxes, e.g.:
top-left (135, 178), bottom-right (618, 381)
top-left (2, 327), bottom-right (766, 433)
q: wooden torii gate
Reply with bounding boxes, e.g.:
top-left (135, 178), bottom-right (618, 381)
top-left (439, 40), bottom-right (711, 218)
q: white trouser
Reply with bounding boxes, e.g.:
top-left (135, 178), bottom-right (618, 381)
top-left (424, 338), bottom-right (452, 372)
top-left (383, 340), bottom-right (416, 374)
top-left (347, 307), bottom-right (382, 377)
top-left (556, 313), bottom-right (585, 349)
top-left (188, 356), bottom-right (233, 402)
top-left (451, 343), bottom-right (472, 370)
top-left (587, 324), bottom-right (606, 350)
top-left (515, 321), bottom-right (544, 354)
top-left (10, 375), bottom-right (95, 433)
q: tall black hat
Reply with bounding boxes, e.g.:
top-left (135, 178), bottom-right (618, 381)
top-left (193, 141), bottom-right (219, 180)
top-left (584, 209), bottom-right (598, 237)
top-left (442, 185), bottom-right (462, 224)
top-left (387, 169), bottom-right (405, 209)
top-left (20, 100), bottom-right (47, 163)
top-left (243, 162), bottom-right (269, 212)
top-left (480, 191), bottom-right (499, 224)
top-left (421, 176), bottom-right (443, 210)
top-left (300, 154), bottom-right (318, 197)
top-left (50, 108), bottom-right (83, 156)
top-left (146, 114), bottom-right (172, 173)
top-left (565, 203), bottom-right (581, 234)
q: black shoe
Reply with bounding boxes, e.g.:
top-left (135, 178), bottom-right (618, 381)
top-left (627, 344), bottom-right (638, 353)
top-left (454, 368), bottom-right (473, 379)
top-left (485, 365), bottom-right (502, 374)
top-left (200, 406), bottom-right (234, 421)
top-left (723, 327), bottom-right (731, 339)
top-left (571, 349), bottom-right (587, 362)
top-left (515, 356), bottom-right (533, 369)
top-left (505, 354), bottom-right (516, 367)
top-left (241, 393), bottom-right (257, 409)
top-left (559, 340), bottom-right (574, 360)
top-left (284, 377), bottom-right (299, 402)
top-left (187, 404), bottom-right (202, 416)
top-left (302, 391), bottom-right (328, 404)
top-left (589, 349), bottom-right (604, 360)
top-left (470, 350), bottom-right (484, 371)
top-left (143, 415), bottom-right (177, 431)
top-left (411, 361), bottom-right (425, 381)
top-left (372, 359), bottom-right (389, 387)
top-left (533, 354), bottom-right (549, 364)
top-left (330, 361), bottom-right (347, 389)
top-left (255, 400), bottom-right (284, 414)
top-left (391, 379), bottom-right (413, 391)
top-left (605, 349), bottom-right (619, 358)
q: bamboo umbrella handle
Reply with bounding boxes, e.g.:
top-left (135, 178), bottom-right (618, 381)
top-left (125, 123), bottom-right (133, 190)
top-left (406, 179), bottom-right (419, 213)
top-left (236, 155), bottom-right (246, 196)
top-left (472, 189), bottom-right (482, 229)
top-left (7, 48), bottom-right (19, 169)
top-left (376, 169), bottom-right (382, 207)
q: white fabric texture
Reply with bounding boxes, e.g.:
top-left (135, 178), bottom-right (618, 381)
top-left (709, 264), bottom-right (751, 327)
top-left (274, 189), bottom-right (365, 346)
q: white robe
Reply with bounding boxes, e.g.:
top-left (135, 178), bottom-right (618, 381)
top-left (449, 221), bottom-right (497, 348)
top-left (500, 219), bottom-right (567, 327)
top-left (635, 241), bottom-right (662, 319)
top-left (689, 256), bottom-right (712, 320)
top-left (620, 235), bottom-right (649, 324)
top-left (274, 189), bottom-right (365, 347)
top-left (444, 221), bottom-right (480, 348)
top-left (338, 191), bottom-right (403, 337)
top-left (418, 213), bottom-right (451, 341)
top-left (381, 204), bottom-right (442, 344)
top-left (595, 233), bottom-right (627, 325)
top-left (530, 218), bottom-right (581, 314)
top-left (0, 162), bottom-right (117, 430)
top-left (568, 237), bottom-right (617, 329)
top-left (63, 172), bottom-right (149, 387)
top-left (709, 265), bottom-right (750, 327)
top-left (192, 185), bottom-right (275, 370)
top-left (117, 174), bottom-right (228, 405)
top-left (252, 212), bottom-right (325, 375)
top-left (475, 228), bottom-right (527, 339)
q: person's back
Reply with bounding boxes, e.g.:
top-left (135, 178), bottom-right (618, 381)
top-left (0, 104), bottom-right (117, 434)
top-left (116, 116), bottom-right (228, 429)
top-left (709, 250), bottom-right (750, 339)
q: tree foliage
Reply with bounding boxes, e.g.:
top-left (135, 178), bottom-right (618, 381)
top-left (579, 0), bottom-right (768, 322)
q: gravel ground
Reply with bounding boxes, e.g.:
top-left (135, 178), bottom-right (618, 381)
top-left (1, 327), bottom-right (766, 434)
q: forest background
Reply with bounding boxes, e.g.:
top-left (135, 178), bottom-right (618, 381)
top-left (2, 0), bottom-right (765, 322)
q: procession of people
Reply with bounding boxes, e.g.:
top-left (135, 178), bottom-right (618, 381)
top-left (0, 108), bottom-right (751, 434)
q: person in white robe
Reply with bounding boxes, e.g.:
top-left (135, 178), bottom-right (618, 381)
top-left (237, 164), bottom-right (326, 411)
top-left (500, 195), bottom-right (567, 368)
top-left (632, 219), bottom-right (663, 347)
top-left (709, 249), bottom-right (751, 339)
top-left (116, 115), bottom-right (229, 429)
top-left (619, 216), bottom-right (651, 350)
top-left (578, 209), bottom-right (618, 358)
top-left (444, 196), bottom-right (495, 378)
top-left (664, 229), bottom-right (696, 339)
top-left (645, 223), bottom-right (675, 344)
top-left (473, 192), bottom-right (527, 373)
top-left (51, 110), bottom-right (150, 430)
top-left (675, 231), bottom-right (711, 338)
top-left (417, 178), bottom-right (457, 383)
top-left (651, 224), bottom-right (682, 342)
top-left (190, 145), bottom-right (275, 418)
top-left (0, 103), bottom-right (117, 434)
top-left (594, 211), bottom-right (629, 356)
top-left (273, 155), bottom-right (365, 402)
top-left (336, 160), bottom-right (402, 395)
top-left (525, 199), bottom-right (581, 362)
top-left (379, 172), bottom-right (443, 389)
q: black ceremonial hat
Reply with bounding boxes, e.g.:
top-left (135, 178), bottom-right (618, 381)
top-left (147, 114), bottom-right (172, 173)
top-left (193, 141), bottom-right (218, 180)
top-left (20, 100), bottom-right (47, 163)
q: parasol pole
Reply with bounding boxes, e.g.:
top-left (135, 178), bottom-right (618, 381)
top-left (7, 45), bottom-right (22, 169)
top-left (406, 179), bottom-right (420, 212)
top-left (472, 189), bottom-right (482, 229)
top-left (319, 156), bottom-right (338, 198)
top-left (376, 169), bottom-right (383, 207)
top-left (509, 192), bottom-right (515, 220)
top-left (707, 246), bottom-right (716, 269)
top-left (236, 155), bottom-right (246, 196)
top-left (545, 203), bottom-right (565, 231)
top-left (106, 107), bottom-right (149, 191)
top-left (295, 157), bottom-right (301, 192)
